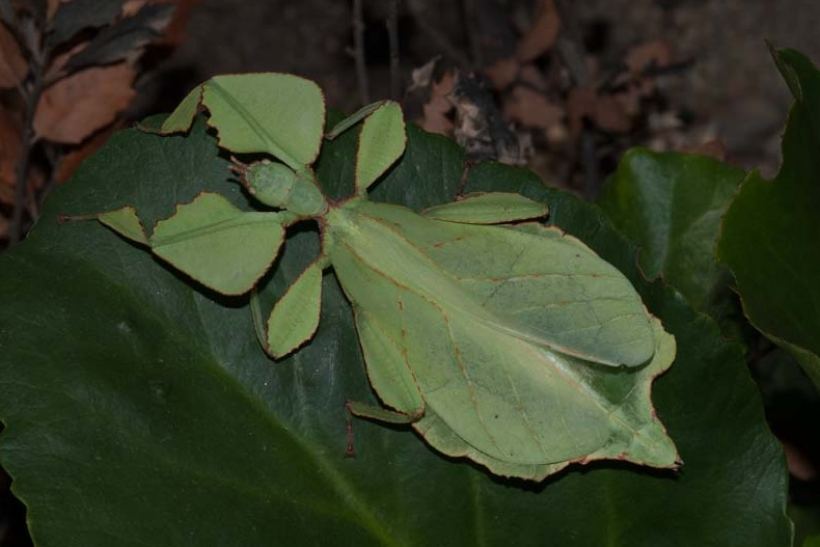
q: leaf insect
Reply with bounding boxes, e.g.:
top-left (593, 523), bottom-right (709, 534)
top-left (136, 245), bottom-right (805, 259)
top-left (82, 74), bottom-right (679, 481)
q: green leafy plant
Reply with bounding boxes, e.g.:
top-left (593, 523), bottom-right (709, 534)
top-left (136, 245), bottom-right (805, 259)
top-left (5, 46), bottom-right (820, 546)
top-left (718, 48), bottom-right (820, 391)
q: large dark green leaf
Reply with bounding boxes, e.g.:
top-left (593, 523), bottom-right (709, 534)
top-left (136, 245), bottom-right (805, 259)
top-left (598, 148), bottom-right (745, 312)
top-left (0, 115), bottom-right (790, 545)
top-left (718, 48), bottom-right (820, 390)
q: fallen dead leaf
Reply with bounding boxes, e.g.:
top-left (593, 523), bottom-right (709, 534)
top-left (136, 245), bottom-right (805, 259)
top-left (34, 62), bottom-right (136, 144)
top-left (484, 57), bottom-right (519, 90)
top-left (625, 39), bottom-right (672, 75)
top-left (611, 85), bottom-right (642, 117)
top-left (783, 441), bottom-right (817, 482)
top-left (0, 22), bottom-right (27, 89)
top-left (43, 41), bottom-right (87, 83)
top-left (566, 86), bottom-right (596, 137)
top-left (46, 0), bottom-right (70, 20)
top-left (0, 185), bottom-right (12, 205)
top-left (593, 93), bottom-right (631, 133)
top-left (516, 0), bottom-right (560, 63)
top-left (122, 0), bottom-right (198, 45)
top-left (408, 56), bottom-right (439, 92)
top-left (420, 71), bottom-right (455, 136)
top-left (684, 138), bottom-right (727, 162)
top-left (518, 64), bottom-right (548, 91)
top-left (503, 85), bottom-right (562, 129)
top-left (567, 86), bottom-right (632, 135)
top-left (0, 106), bottom-right (22, 198)
top-left (123, 0), bottom-right (151, 16)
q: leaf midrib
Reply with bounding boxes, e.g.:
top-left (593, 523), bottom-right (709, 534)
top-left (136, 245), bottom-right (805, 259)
top-left (2, 248), bottom-right (404, 547)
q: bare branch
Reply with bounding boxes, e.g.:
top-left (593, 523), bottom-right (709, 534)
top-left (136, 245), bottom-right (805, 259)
top-left (461, 0), bottom-right (483, 67)
top-left (386, 0), bottom-right (400, 99)
top-left (9, 20), bottom-right (46, 245)
top-left (351, 0), bottom-right (370, 104)
top-left (407, 0), bottom-right (471, 68)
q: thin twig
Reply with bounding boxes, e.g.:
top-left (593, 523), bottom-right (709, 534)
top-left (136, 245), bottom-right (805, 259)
top-left (9, 80), bottom-right (42, 244)
top-left (553, 0), bottom-right (600, 198)
top-left (461, 0), bottom-right (483, 67)
top-left (351, 0), bottom-right (370, 104)
top-left (554, 0), bottom-right (588, 86)
top-left (407, 0), bottom-right (472, 68)
top-left (386, 0), bottom-right (400, 99)
top-left (9, 53), bottom-right (44, 245)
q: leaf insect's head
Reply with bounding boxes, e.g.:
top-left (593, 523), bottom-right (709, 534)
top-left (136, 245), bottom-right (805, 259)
top-left (239, 159), bottom-right (327, 218)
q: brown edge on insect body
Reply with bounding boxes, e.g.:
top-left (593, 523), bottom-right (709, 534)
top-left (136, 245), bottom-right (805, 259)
top-left (204, 73), bottom-right (326, 170)
top-left (135, 84), bottom-right (204, 136)
top-left (58, 206), bottom-right (150, 247)
top-left (420, 192), bottom-right (549, 225)
top-left (338, 202), bottom-right (681, 480)
top-left (261, 256), bottom-right (327, 361)
top-left (342, 299), bottom-right (428, 421)
top-left (147, 191), bottom-right (287, 297)
top-left (332, 259), bottom-right (428, 460)
top-left (353, 101), bottom-right (408, 194)
top-left (137, 73), bottom-right (327, 171)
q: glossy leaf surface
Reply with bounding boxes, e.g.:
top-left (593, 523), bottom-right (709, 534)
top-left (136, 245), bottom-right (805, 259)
top-left (599, 148), bottom-right (744, 311)
top-left (0, 116), bottom-right (791, 546)
top-left (718, 48), bottom-right (820, 389)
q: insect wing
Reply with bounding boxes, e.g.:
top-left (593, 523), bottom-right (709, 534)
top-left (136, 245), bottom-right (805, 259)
top-left (352, 200), bottom-right (655, 367)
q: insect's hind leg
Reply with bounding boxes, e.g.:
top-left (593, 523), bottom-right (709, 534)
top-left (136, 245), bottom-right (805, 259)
top-left (344, 309), bottom-right (426, 456)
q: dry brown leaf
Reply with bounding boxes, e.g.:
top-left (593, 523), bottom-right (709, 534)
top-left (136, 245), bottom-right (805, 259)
top-left (593, 94), bottom-right (631, 133)
top-left (515, 0), bottom-right (560, 63)
top-left (420, 71), bottom-right (455, 136)
top-left (123, 0), bottom-right (199, 45)
top-left (612, 86), bottom-right (642, 117)
top-left (519, 64), bottom-right (548, 91)
top-left (0, 107), bottom-right (22, 198)
top-left (484, 57), bottom-right (519, 90)
top-left (0, 107), bottom-right (42, 208)
top-left (783, 441), bottom-right (817, 482)
top-left (567, 86), bottom-right (632, 135)
top-left (408, 56), bottom-right (439, 91)
top-left (625, 40), bottom-right (672, 75)
top-left (0, 185), bottom-right (13, 206)
top-left (54, 123), bottom-right (120, 183)
top-left (43, 41), bottom-right (87, 83)
top-left (684, 139), bottom-right (727, 162)
top-left (566, 86), bottom-right (596, 137)
top-left (46, 0), bottom-right (70, 20)
top-left (0, 22), bottom-right (27, 89)
top-left (34, 62), bottom-right (136, 144)
top-left (503, 86), bottom-right (562, 129)
top-left (122, 0), bottom-right (149, 16)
